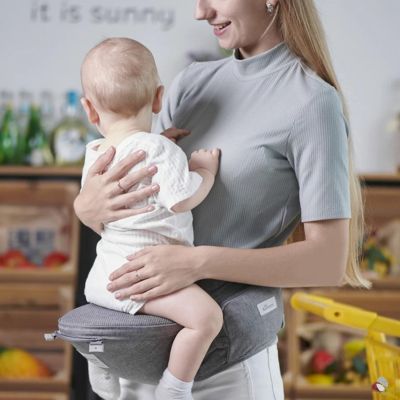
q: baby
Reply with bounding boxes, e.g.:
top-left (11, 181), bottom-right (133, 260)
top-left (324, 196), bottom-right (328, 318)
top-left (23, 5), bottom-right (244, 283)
top-left (80, 37), bottom-right (222, 400)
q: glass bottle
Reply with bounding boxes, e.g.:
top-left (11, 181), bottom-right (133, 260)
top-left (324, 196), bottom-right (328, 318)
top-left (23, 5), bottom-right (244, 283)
top-left (24, 104), bottom-right (54, 166)
top-left (17, 91), bottom-right (32, 134)
top-left (16, 91), bottom-right (33, 164)
top-left (0, 104), bottom-right (19, 165)
top-left (0, 91), bottom-right (13, 123)
top-left (39, 91), bottom-right (55, 137)
top-left (51, 90), bottom-right (88, 166)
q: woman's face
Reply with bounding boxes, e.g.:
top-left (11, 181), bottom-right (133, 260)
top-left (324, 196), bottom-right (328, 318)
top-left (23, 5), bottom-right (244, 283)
top-left (195, 0), bottom-right (280, 58)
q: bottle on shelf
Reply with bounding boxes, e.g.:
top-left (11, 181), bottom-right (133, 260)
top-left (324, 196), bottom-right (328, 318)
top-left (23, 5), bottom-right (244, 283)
top-left (16, 91), bottom-right (33, 135)
top-left (0, 91), bottom-right (13, 123)
top-left (16, 91), bottom-right (34, 164)
top-left (39, 90), bottom-right (55, 137)
top-left (0, 103), bottom-right (20, 165)
top-left (24, 104), bottom-right (54, 166)
top-left (51, 90), bottom-right (88, 166)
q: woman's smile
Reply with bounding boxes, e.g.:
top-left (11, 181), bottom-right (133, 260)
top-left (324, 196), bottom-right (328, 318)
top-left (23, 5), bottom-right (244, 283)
top-left (212, 21), bottom-right (231, 37)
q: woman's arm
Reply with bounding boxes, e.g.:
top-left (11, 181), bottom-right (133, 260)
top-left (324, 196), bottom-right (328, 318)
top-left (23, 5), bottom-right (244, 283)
top-left (199, 218), bottom-right (349, 287)
top-left (107, 219), bottom-right (349, 301)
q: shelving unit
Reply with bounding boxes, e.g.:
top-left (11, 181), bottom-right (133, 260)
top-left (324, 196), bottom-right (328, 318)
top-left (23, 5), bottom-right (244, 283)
top-left (282, 174), bottom-right (400, 400)
top-left (0, 166), bottom-right (82, 178)
top-left (1, 167), bottom-right (399, 400)
top-left (0, 175), bottom-right (81, 400)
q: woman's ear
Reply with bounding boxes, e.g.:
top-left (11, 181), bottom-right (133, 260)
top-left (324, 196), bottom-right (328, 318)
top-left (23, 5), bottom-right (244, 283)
top-left (80, 97), bottom-right (100, 125)
top-left (152, 85), bottom-right (164, 114)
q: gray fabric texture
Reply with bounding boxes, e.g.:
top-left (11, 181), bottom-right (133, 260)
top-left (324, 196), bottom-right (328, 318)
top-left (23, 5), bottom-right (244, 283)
top-left (155, 41), bottom-right (350, 260)
top-left (56, 284), bottom-right (283, 384)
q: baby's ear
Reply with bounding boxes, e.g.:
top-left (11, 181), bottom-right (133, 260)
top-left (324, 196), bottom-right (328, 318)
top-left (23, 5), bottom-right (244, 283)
top-left (81, 97), bottom-right (99, 124)
top-left (152, 85), bottom-right (164, 114)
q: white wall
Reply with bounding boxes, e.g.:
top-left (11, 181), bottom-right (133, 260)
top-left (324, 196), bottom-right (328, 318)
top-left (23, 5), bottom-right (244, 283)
top-left (315, 0), bottom-right (400, 173)
top-left (1, 0), bottom-right (399, 173)
top-left (0, 0), bottom-right (218, 108)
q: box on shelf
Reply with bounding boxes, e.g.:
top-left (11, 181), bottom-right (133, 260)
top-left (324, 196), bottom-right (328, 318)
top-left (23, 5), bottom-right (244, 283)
top-left (0, 181), bottom-right (80, 285)
top-left (284, 289), bottom-right (400, 400)
top-left (0, 284), bottom-right (73, 395)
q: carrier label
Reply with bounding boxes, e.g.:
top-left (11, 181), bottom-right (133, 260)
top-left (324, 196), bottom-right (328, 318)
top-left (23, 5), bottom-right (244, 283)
top-left (257, 297), bottom-right (277, 316)
top-left (89, 340), bottom-right (104, 353)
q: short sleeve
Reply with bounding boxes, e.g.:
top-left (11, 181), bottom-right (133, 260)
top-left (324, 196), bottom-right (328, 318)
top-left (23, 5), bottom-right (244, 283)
top-left (286, 88), bottom-right (351, 222)
top-left (150, 138), bottom-right (203, 212)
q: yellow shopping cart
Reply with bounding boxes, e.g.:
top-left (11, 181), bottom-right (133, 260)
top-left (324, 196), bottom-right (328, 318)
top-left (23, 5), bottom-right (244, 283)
top-left (291, 292), bottom-right (400, 399)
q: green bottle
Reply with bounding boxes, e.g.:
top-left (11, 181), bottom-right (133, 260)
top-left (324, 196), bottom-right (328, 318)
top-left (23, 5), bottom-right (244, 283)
top-left (51, 91), bottom-right (88, 166)
top-left (0, 105), bottom-right (19, 165)
top-left (24, 105), bottom-right (53, 166)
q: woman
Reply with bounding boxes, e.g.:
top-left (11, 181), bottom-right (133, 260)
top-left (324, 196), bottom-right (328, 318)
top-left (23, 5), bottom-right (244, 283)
top-left (75, 0), bottom-right (371, 398)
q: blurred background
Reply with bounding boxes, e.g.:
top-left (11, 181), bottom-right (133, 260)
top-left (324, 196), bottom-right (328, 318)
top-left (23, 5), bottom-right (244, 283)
top-left (0, 1), bottom-right (399, 400)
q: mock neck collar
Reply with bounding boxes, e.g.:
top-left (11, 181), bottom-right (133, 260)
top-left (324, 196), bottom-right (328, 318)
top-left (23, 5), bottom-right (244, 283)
top-left (232, 42), bottom-right (296, 79)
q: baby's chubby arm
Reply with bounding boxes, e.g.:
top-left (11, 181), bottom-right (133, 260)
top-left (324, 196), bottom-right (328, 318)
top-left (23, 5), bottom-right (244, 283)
top-left (171, 149), bottom-right (220, 213)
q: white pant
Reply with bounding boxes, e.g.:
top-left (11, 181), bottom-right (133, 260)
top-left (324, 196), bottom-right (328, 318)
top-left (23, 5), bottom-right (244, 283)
top-left (119, 340), bottom-right (284, 400)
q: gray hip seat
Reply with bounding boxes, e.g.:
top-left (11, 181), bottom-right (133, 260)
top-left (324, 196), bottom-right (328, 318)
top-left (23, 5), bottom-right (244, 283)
top-left (45, 283), bottom-right (284, 384)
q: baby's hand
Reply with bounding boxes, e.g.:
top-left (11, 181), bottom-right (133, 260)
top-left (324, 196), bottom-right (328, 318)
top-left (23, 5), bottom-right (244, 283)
top-left (189, 149), bottom-right (220, 176)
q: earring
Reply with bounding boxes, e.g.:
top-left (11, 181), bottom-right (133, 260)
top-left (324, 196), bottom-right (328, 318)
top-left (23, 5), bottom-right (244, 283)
top-left (266, 2), bottom-right (275, 14)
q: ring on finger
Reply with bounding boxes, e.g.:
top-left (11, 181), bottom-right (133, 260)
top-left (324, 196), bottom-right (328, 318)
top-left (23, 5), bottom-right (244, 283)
top-left (118, 180), bottom-right (128, 193)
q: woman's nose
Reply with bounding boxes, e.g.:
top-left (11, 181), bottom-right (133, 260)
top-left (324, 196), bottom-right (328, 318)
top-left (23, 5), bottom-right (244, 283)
top-left (194, 0), bottom-right (215, 21)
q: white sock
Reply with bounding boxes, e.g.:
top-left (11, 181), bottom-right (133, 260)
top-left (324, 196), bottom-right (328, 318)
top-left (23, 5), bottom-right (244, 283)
top-left (154, 368), bottom-right (194, 400)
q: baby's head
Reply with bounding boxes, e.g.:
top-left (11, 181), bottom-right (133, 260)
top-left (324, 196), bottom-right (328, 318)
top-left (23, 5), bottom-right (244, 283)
top-left (80, 37), bottom-right (163, 124)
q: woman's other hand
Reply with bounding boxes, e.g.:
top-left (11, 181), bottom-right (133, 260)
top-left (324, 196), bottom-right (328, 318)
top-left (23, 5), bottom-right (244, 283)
top-left (161, 127), bottom-right (190, 143)
top-left (107, 245), bottom-right (203, 301)
top-left (74, 146), bottom-right (160, 233)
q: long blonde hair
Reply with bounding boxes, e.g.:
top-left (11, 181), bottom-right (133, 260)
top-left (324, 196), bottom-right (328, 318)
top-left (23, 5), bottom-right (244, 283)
top-left (276, 0), bottom-right (371, 289)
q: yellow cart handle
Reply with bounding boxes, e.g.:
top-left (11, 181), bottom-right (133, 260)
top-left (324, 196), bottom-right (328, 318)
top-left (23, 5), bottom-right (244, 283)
top-left (291, 292), bottom-right (400, 337)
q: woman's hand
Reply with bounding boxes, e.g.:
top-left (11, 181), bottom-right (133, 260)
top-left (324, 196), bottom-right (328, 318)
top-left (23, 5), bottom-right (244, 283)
top-left (107, 245), bottom-right (203, 301)
top-left (74, 146), bottom-right (160, 233)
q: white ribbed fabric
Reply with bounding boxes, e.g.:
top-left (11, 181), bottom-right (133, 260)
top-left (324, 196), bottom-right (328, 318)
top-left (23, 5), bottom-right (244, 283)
top-left (81, 132), bottom-right (203, 314)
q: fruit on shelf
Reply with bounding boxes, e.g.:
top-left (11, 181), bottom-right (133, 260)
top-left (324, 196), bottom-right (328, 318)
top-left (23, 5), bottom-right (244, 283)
top-left (43, 251), bottom-right (69, 268)
top-left (0, 250), bottom-right (68, 269)
top-left (306, 373), bottom-right (335, 385)
top-left (311, 350), bottom-right (337, 374)
top-left (0, 347), bottom-right (53, 378)
top-left (1, 250), bottom-right (29, 269)
top-left (343, 339), bottom-right (366, 360)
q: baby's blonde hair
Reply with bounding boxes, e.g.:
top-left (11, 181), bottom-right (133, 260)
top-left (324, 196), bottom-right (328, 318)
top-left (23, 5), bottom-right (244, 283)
top-left (81, 37), bottom-right (160, 117)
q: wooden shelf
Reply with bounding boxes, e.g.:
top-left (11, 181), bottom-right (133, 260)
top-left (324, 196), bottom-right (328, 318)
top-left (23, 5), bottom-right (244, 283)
top-left (0, 393), bottom-right (68, 400)
top-left (0, 168), bottom-right (397, 182)
top-left (0, 263), bottom-right (76, 284)
top-left (360, 173), bottom-right (400, 184)
top-left (368, 276), bottom-right (400, 289)
top-left (0, 284), bottom-right (73, 395)
top-left (0, 166), bottom-right (82, 177)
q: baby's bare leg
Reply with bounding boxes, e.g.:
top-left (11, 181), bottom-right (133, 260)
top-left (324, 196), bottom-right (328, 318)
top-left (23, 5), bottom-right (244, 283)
top-left (139, 284), bottom-right (223, 382)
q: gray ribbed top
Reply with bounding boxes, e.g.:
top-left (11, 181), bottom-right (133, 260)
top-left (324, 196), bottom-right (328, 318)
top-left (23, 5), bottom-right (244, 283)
top-left (155, 42), bottom-right (350, 293)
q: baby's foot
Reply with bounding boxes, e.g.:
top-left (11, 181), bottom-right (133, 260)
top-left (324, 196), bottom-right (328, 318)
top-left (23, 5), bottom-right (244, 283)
top-left (154, 368), bottom-right (193, 400)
